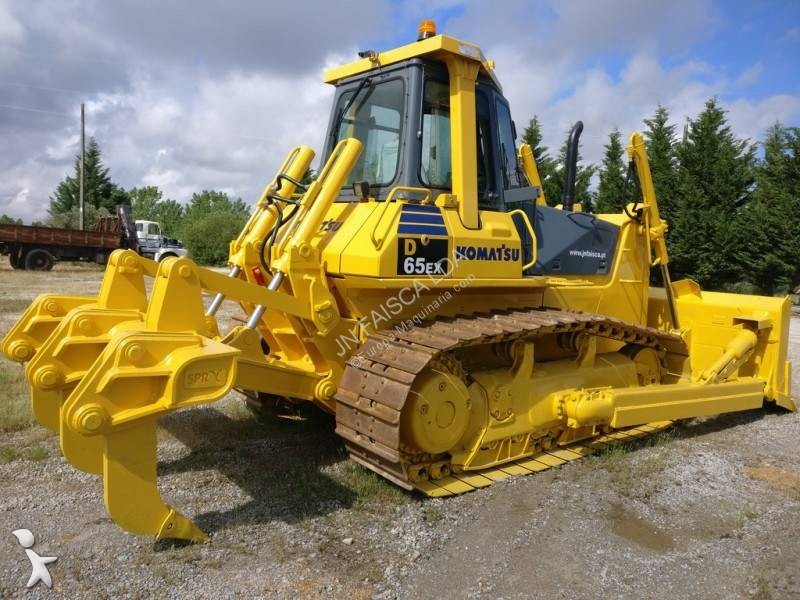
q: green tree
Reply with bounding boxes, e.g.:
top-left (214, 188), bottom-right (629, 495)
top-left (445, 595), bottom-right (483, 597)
top-left (521, 116), bottom-right (560, 205)
top-left (181, 212), bottom-right (248, 266)
top-left (0, 214), bottom-right (22, 225)
top-left (181, 190), bottom-right (250, 227)
top-left (595, 129), bottom-right (626, 213)
top-left (129, 186), bottom-right (185, 236)
top-left (49, 138), bottom-right (129, 219)
top-left (47, 205), bottom-right (111, 230)
top-left (669, 99), bottom-right (756, 289)
top-left (155, 199), bottom-right (185, 237)
top-left (731, 124), bottom-right (800, 294)
top-left (129, 186), bottom-right (163, 221)
top-left (643, 106), bottom-right (679, 226)
top-left (179, 191), bottom-right (250, 264)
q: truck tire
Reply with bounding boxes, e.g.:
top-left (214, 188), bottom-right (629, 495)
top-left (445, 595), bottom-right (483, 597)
top-left (24, 249), bottom-right (55, 271)
top-left (9, 251), bottom-right (23, 269)
top-left (157, 252), bottom-right (177, 262)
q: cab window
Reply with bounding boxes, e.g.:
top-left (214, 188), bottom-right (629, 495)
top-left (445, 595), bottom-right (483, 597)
top-left (332, 78), bottom-right (404, 187)
top-left (420, 80), bottom-right (451, 188)
top-left (496, 100), bottom-right (522, 189)
top-left (420, 80), bottom-right (494, 199)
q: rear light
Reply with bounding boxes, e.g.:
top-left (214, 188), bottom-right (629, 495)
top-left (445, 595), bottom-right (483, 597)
top-left (251, 266), bottom-right (266, 286)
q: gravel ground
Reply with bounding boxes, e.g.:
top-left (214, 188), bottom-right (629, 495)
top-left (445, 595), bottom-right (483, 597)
top-left (0, 262), bottom-right (798, 599)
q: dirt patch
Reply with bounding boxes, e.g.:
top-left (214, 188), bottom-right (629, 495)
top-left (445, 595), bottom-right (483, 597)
top-left (607, 501), bottom-right (675, 552)
top-left (743, 465), bottom-right (800, 498)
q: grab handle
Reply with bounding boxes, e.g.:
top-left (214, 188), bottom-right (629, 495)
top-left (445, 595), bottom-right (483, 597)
top-left (508, 208), bottom-right (538, 271)
top-left (370, 186), bottom-right (432, 249)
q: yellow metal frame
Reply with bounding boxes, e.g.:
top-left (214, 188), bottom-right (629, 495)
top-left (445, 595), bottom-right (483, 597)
top-left (518, 143), bottom-right (547, 206)
top-left (323, 33), bottom-right (500, 91)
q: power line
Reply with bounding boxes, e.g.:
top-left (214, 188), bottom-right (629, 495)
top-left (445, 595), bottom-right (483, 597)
top-left (0, 43), bottom-right (127, 68)
top-left (0, 81), bottom-right (87, 95)
top-left (0, 103), bottom-right (74, 117)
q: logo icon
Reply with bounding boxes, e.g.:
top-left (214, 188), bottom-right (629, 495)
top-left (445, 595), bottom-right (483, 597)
top-left (12, 529), bottom-right (57, 588)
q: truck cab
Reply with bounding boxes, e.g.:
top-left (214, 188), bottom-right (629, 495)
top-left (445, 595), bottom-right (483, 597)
top-left (134, 220), bottom-right (187, 262)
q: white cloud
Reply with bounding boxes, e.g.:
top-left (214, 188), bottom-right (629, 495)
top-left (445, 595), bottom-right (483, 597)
top-left (727, 94), bottom-right (800, 144)
top-left (436, 0), bottom-right (731, 164)
top-left (0, 61), bottom-right (339, 221)
top-left (501, 50), bottom-right (799, 168)
top-left (547, 0), bottom-right (717, 56)
top-left (1, 1), bottom-right (799, 223)
top-left (490, 50), bottom-right (726, 165)
top-left (735, 62), bottom-right (764, 87)
top-left (454, 1), bottom-right (797, 168)
top-left (0, 0), bottom-right (24, 46)
top-left (89, 68), bottom-right (336, 210)
top-left (0, 0), bottom-right (379, 221)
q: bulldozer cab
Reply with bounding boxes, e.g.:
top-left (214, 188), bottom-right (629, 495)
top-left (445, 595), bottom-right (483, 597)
top-left (322, 28), bottom-right (621, 276)
top-left (323, 27), bottom-right (527, 233)
top-left (324, 59), bottom-right (535, 213)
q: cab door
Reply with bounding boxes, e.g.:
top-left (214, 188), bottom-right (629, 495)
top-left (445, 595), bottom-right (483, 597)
top-left (145, 222), bottom-right (161, 252)
top-left (495, 97), bottom-right (537, 269)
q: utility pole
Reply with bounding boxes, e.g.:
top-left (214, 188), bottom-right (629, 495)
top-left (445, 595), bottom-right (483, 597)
top-left (79, 103), bottom-right (85, 230)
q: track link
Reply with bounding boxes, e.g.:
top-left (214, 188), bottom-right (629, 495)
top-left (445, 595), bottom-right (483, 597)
top-left (334, 307), bottom-right (684, 496)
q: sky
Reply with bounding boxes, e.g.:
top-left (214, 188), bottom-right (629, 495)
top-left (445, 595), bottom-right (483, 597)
top-left (0, 0), bottom-right (798, 222)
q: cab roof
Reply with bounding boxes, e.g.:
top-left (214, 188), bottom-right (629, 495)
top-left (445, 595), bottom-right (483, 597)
top-left (323, 33), bottom-right (502, 92)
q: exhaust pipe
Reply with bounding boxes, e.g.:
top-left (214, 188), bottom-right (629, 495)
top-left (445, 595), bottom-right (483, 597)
top-left (562, 121), bottom-right (583, 212)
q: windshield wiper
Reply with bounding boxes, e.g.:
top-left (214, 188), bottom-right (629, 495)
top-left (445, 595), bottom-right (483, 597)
top-left (330, 77), bottom-right (372, 144)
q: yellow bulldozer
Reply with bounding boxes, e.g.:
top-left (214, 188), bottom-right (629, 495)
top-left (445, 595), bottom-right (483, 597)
top-left (2, 22), bottom-right (793, 543)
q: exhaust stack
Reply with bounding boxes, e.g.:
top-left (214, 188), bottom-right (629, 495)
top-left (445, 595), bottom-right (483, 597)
top-left (562, 121), bottom-right (584, 211)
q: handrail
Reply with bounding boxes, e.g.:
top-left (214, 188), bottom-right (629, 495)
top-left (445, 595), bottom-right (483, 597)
top-left (508, 208), bottom-right (538, 271)
top-left (370, 186), bottom-right (432, 249)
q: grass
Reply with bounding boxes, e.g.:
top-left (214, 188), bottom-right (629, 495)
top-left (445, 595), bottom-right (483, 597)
top-left (0, 359), bottom-right (36, 433)
top-left (596, 429), bottom-right (677, 500)
top-left (315, 525), bottom-right (342, 554)
top-left (0, 446), bottom-right (20, 463)
top-left (330, 461), bottom-right (409, 509)
top-left (734, 506), bottom-right (761, 530)
top-left (26, 445), bottom-right (49, 461)
top-left (423, 504), bottom-right (444, 523)
top-left (269, 532), bottom-right (293, 562)
top-left (753, 575), bottom-right (773, 600)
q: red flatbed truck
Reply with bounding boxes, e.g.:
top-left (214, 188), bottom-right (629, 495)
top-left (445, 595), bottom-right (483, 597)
top-left (0, 207), bottom-right (185, 270)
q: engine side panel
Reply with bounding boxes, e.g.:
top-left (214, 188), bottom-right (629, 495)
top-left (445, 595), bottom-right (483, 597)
top-left (532, 205), bottom-right (619, 276)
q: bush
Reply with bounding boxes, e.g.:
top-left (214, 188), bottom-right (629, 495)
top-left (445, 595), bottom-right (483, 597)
top-left (181, 211), bottom-right (246, 266)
